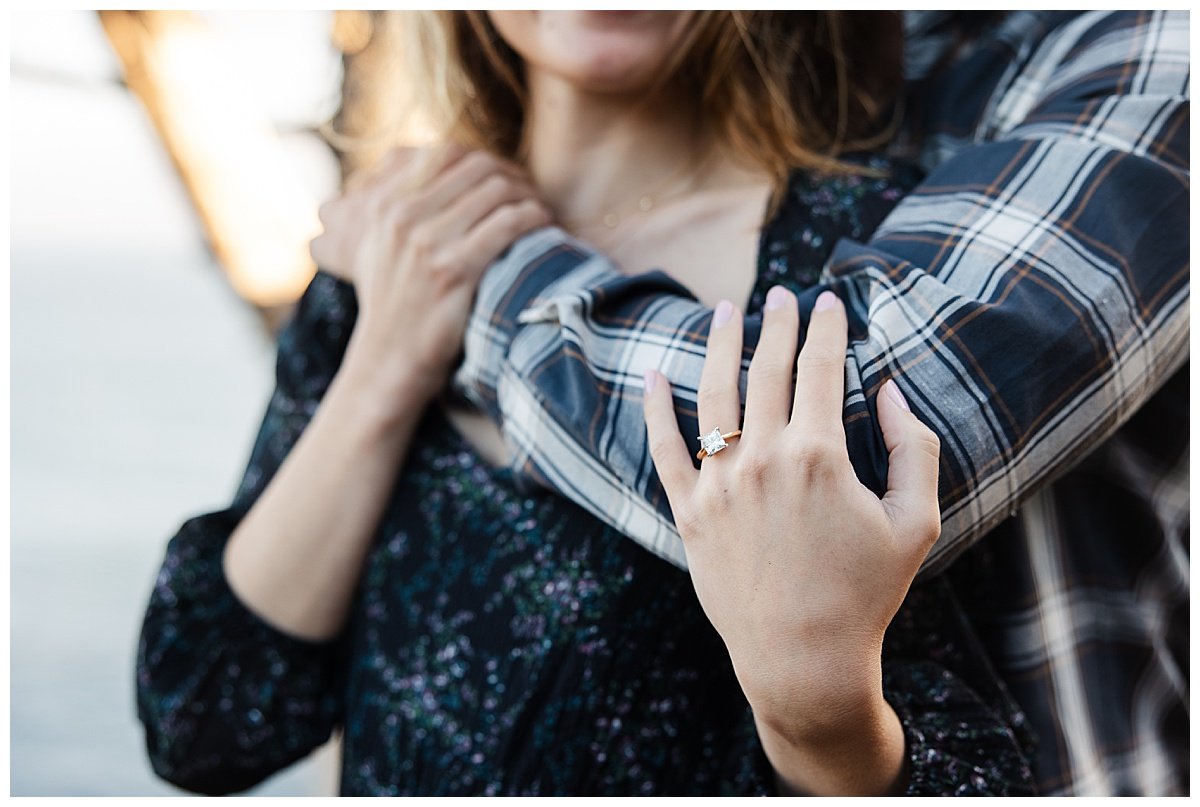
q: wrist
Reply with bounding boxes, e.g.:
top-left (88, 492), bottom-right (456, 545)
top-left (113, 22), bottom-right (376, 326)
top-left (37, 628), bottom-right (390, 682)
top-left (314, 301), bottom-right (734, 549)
top-left (335, 336), bottom-right (442, 435)
top-left (755, 690), bottom-right (907, 796)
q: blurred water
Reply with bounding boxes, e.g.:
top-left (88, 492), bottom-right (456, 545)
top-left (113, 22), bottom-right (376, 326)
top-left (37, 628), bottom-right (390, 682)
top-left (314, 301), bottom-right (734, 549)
top-left (10, 11), bottom-right (341, 796)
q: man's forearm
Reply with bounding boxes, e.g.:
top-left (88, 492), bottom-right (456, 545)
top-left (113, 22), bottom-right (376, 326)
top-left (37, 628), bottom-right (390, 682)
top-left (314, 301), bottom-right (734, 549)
top-left (451, 11), bottom-right (1189, 573)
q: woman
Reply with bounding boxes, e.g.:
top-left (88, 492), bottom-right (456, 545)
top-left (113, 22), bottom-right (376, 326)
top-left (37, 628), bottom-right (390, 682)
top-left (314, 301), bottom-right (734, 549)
top-left (136, 11), bottom-right (1032, 795)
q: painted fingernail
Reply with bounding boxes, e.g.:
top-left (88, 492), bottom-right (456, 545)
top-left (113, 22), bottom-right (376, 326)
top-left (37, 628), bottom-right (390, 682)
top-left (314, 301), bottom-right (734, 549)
top-left (765, 285), bottom-right (791, 311)
top-left (884, 379), bottom-right (910, 412)
top-left (814, 290), bottom-right (839, 312)
top-left (712, 300), bottom-right (733, 330)
top-left (643, 369), bottom-right (657, 394)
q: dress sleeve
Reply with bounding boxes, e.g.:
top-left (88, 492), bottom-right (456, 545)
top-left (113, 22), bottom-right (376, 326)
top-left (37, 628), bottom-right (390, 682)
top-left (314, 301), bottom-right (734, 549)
top-left (451, 10), bottom-right (1189, 574)
top-left (883, 662), bottom-right (1034, 795)
top-left (135, 271), bottom-right (358, 795)
top-left (718, 580), bottom-right (1036, 796)
top-left (879, 579), bottom-right (1036, 795)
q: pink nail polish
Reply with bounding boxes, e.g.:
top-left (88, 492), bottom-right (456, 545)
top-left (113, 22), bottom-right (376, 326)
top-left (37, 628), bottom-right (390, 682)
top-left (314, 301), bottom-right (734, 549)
top-left (712, 300), bottom-right (733, 329)
top-left (814, 290), bottom-right (839, 312)
top-left (765, 285), bottom-right (790, 311)
top-left (885, 379), bottom-right (910, 412)
top-left (643, 369), bottom-right (657, 393)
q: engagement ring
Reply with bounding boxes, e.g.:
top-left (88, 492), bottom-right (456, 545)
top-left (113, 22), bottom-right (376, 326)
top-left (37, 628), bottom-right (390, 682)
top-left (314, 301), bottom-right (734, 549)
top-left (696, 427), bottom-right (742, 461)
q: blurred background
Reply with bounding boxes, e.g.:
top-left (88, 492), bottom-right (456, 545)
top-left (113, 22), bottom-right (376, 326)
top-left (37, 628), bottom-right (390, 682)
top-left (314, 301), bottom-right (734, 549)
top-left (10, 9), bottom-right (415, 796)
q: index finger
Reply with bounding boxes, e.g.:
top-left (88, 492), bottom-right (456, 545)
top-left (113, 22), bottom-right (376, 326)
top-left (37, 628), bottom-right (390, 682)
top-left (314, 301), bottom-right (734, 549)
top-left (642, 370), bottom-right (698, 508)
top-left (789, 289), bottom-right (849, 431)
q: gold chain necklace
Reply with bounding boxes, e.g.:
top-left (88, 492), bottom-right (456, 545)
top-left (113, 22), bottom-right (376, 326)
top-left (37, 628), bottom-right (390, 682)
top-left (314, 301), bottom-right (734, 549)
top-left (561, 148), bottom-right (719, 232)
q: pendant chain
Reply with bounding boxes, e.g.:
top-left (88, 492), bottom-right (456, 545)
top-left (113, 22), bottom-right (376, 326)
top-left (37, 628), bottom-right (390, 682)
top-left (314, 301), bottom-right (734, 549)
top-left (562, 147), bottom-right (719, 232)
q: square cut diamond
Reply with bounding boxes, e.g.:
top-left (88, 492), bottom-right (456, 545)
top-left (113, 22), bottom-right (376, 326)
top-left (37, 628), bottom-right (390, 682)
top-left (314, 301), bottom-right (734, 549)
top-left (700, 427), bottom-right (728, 456)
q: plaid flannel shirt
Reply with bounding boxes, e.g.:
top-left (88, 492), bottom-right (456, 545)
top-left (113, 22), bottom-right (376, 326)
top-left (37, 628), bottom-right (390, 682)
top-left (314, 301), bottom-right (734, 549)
top-left (451, 11), bottom-right (1189, 795)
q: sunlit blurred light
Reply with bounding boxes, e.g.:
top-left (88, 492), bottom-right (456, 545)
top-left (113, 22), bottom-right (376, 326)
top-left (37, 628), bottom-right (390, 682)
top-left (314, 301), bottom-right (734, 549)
top-left (119, 12), bottom-right (322, 306)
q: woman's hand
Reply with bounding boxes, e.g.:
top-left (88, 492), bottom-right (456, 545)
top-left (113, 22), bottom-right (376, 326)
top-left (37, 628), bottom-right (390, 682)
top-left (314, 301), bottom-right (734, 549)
top-left (311, 145), bottom-right (551, 408)
top-left (641, 286), bottom-right (942, 796)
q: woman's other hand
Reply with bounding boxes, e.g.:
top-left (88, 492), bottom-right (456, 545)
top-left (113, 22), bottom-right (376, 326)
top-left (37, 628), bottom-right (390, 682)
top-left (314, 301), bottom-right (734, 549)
top-left (641, 286), bottom-right (941, 796)
top-left (311, 145), bottom-right (551, 407)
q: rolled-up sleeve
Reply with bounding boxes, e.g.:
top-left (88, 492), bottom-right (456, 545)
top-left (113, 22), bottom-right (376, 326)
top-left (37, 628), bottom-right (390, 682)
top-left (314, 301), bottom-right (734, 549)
top-left (452, 10), bottom-right (1189, 574)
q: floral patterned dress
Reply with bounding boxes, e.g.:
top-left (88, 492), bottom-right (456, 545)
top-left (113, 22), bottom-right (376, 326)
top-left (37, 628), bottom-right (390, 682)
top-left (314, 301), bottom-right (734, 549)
top-left (136, 155), bottom-right (1036, 796)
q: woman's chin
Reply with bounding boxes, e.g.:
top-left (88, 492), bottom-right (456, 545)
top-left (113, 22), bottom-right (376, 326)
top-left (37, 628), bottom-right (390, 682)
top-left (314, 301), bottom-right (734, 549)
top-left (492, 10), bottom-right (692, 96)
top-left (554, 57), bottom-right (666, 96)
top-left (542, 37), bottom-right (682, 96)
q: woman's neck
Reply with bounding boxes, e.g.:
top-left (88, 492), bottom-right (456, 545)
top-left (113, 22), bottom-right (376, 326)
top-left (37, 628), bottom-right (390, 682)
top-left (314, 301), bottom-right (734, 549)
top-left (521, 71), bottom-right (712, 228)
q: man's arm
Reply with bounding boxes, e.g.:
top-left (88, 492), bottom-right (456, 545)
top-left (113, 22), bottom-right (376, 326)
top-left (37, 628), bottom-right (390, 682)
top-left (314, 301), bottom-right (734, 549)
top-left (452, 10), bottom-right (1190, 572)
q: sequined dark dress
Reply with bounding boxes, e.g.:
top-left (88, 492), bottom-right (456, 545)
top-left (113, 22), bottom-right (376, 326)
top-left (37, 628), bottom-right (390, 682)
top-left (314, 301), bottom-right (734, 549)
top-left (136, 156), bottom-right (1036, 796)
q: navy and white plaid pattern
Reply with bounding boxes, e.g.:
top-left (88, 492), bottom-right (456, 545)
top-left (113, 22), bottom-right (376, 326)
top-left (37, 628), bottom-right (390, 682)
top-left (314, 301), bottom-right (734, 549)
top-left (452, 11), bottom-right (1189, 795)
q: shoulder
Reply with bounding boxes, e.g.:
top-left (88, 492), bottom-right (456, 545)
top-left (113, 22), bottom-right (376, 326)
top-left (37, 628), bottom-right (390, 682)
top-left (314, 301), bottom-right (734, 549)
top-left (904, 11), bottom-right (1183, 154)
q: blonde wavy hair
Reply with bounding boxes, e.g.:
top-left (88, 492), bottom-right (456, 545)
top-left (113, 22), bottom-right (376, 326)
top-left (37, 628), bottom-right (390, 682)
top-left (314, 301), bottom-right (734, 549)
top-left (351, 11), bottom-right (904, 211)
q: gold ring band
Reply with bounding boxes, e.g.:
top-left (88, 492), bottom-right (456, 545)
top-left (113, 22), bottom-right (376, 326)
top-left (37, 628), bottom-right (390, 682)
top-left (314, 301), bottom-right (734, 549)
top-left (696, 428), bottom-right (742, 461)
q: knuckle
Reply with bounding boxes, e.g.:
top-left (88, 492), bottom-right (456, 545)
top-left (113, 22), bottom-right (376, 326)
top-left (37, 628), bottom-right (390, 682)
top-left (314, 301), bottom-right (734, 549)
top-left (480, 174), bottom-right (509, 199)
top-left (430, 251), bottom-right (466, 281)
top-left (796, 352), bottom-right (844, 375)
top-left (735, 452), bottom-right (773, 486)
top-left (497, 204), bottom-right (527, 236)
top-left (923, 424), bottom-right (941, 451)
top-left (917, 510), bottom-right (943, 549)
top-left (463, 149), bottom-right (496, 175)
top-left (406, 224), bottom-right (436, 255)
top-left (673, 504), bottom-right (703, 538)
top-left (749, 359), bottom-right (793, 385)
top-left (386, 201), bottom-right (413, 229)
top-left (514, 198), bottom-right (546, 227)
top-left (515, 196), bottom-right (541, 214)
top-left (790, 437), bottom-right (840, 475)
top-left (648, 432), bottom-right (677, 464)
top-left (914, 426), bottom-right (941, 460)
top-left (697, 386), bottom-right (730, 414)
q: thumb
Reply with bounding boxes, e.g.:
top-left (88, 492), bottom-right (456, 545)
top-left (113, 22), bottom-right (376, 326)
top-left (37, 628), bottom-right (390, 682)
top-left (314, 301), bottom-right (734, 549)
top-left (877, 379), bottom-right (942, 553)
